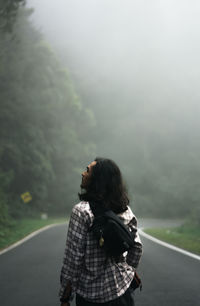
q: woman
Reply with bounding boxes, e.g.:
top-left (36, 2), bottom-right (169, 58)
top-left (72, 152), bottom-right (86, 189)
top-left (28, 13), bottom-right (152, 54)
top-left (59, 158), bottom-right (142, 306)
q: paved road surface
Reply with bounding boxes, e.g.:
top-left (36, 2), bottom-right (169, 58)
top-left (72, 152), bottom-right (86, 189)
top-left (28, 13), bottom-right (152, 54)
top-left (0, 220), bottom-right (199, 306)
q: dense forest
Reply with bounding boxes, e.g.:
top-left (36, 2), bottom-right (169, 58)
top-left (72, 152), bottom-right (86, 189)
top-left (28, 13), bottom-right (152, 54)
top-left (0, 1), bottom-right (199, 226)
top-left (0, 2), bottom-right (95, 226)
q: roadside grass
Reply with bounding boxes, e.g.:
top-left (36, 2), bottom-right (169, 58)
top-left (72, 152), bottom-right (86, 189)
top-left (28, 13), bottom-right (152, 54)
top-left (144, 223), bottom-right (200, 255)
top-left (0, 217), bottom-right (68, 250)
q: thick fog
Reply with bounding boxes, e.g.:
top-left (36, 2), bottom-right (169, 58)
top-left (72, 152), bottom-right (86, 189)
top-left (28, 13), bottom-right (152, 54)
top-left (27, 0), bottom-right (200, 100)
top-left (25, 0), bottom-right (200, 216)
top-left (1, 4), bottom-right (199, 305)
top-left (27, 0), bottom-right (200, 150)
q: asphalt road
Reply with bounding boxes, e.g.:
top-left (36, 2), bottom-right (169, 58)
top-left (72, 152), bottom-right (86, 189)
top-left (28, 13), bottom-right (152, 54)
top-left (0, 220), bottom-right (199, 306)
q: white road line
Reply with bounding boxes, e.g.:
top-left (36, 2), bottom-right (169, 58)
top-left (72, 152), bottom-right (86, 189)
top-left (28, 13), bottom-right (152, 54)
top-left (139, 228), bottom-right (200, 261)
top-left (1, 223), bottom-right (199, 261)
top-left (0, 223), bottom-right (66, 256)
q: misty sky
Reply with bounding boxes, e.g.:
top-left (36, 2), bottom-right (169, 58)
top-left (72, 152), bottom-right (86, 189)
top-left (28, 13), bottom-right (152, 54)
top-left (28, 0), bottom-right (200, 81)
top-left (27, 0), bottom-right (200, 160)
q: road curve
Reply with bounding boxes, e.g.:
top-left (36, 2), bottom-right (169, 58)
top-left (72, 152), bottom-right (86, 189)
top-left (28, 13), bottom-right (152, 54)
top-left (0, 222), bottom-right (199, 306)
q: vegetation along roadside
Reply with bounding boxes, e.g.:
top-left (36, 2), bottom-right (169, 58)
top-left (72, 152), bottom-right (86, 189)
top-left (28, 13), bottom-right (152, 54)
top-left (144, 223), bottom-right (200, 255)
top-left (0, 217), bottom-right (68, 251)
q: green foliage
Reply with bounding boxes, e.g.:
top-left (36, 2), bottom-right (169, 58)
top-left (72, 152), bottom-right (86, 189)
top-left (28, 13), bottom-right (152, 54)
top-left (0, 6), bottom-right (95, 219)
top-left (188, 206), bottom-right (200, 227)
top-left (0, 189), bottom-right (10, 227)
top-left (0, 0), bottom-right (25, 32)
top-left (0, 217), bottom-right (67, 250)
top-left (145, 224), bottom-right (200, 255)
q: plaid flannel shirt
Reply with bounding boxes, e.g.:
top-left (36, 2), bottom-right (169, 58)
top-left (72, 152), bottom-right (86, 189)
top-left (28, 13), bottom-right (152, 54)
top-left (59, 201), bottom-right (142, 303)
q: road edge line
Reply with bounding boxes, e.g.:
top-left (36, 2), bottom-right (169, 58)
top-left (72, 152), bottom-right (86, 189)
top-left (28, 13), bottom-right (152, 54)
top-left (0, 223), bottom-right (66, 256)
top-left (139, 228), bottom-right (200, 261)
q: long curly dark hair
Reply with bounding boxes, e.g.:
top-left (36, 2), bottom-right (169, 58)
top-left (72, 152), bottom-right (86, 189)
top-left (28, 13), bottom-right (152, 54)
top-left (79, 157), bottom-right (129, 213)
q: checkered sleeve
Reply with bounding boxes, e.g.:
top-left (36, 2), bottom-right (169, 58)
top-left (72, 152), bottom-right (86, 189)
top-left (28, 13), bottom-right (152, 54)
top-left (126, 216), bottom-right (143, 269)
top-left (59, 205), bottom-right (89, 301)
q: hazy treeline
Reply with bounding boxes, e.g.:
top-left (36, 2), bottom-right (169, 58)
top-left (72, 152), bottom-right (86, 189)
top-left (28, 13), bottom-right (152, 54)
top-left (0, 0), bottom-right (25, 31)
top-left (75, 77), bottom-right (200, 220)
top-left (50, 0), bottom-right (200, 221)
top-left (0, 0), bottom-right (200, 224)
top-left (0, 3), bottom-right (95, 225)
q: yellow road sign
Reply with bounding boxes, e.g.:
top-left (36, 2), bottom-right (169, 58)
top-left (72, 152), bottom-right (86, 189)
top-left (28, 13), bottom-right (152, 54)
top-left (21, 192), bottom-right (32, 203)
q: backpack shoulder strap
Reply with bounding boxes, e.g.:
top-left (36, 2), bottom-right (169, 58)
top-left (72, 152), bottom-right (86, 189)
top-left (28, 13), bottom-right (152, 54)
top-left (89, 201), bottom-right (108, 217)
top-left (89, 201), bottom-right (97, 216)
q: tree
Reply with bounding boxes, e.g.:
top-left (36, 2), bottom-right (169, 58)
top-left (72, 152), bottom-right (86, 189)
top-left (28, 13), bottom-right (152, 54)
top-left (0, 0), bottom-right (25, 32)
top-left (0, 6), bottom-right (96, 219)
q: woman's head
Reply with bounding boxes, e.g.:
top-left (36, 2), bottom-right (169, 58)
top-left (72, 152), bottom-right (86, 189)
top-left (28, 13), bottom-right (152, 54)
top-left (79, 157), bottom-right (129, 213)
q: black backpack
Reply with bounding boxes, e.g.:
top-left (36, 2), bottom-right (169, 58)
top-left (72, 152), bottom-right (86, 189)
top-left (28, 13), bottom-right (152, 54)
top-left (89, 202), bottom-right (136, 257)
